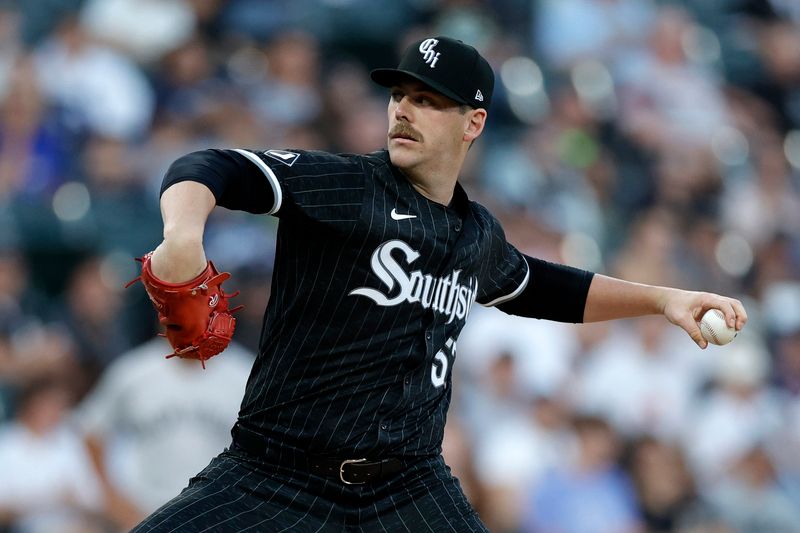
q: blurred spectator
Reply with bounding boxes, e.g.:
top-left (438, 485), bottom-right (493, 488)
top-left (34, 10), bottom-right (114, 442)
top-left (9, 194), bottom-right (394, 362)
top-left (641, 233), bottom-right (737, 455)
top-left (651, 145), bottom-right (722, 218)
top-left (33, 16), bottom-right (154, 141)
top-left (137, 118), bottom-right (203, 197)
top-left (80, 0), bottom-right (196, 65)
top-left (457, 305), bottom-right (577, 403)
top-left (610, 207), bottom-right (686, 289)
top-left (707, 447), bottom-right (800, 533)
top-left (302, 0), bottom-right (427, 62)
top-left (763, 283), bottom-right (800, 510)
top-left (153, 34), bottom-right (237, 141)
top-left (0, 249), bottom-right (81, 413)
top-left (684, 337), bottom-right (785, 484)
top-left (431, 0), bottom-right (500, 57)
top-left (722, 133), bottom-right (800, 246)
top-left (458, 350), bottom-right (530, 440)
top-left (771, 314), bottom-right (800, 396)
top-left (571, 231), bottom-right (712, 441)
top-left (75, 337), bottom-right (254, 525)
top-left (247, 31), bottom-right (323, 131)
top-left (0, 376), bottom-right (107, 533)
top-left (745, 19), bottom-right (800, 132)
top-left (676, 214), bottom-right (740, 297)
top-left (761, 281), bottom-right (800, 408)
top-left (480, 85), bottom-right (608, 241)
top-left (570, 316), bottom-right (705, 440)
top-left (79, 135), bottom-right (162, 255)
top-left (320, 59), bottom-right (388, 153)
top-left (336, 98), bottom-right (389, 154)
top-left (473, 393), bottom-right (573, 532)
top-left (619, 5), bottom-right (732, 153)
top-left (0, 55), bottom-right (67, 201)
top-left (750, 232), bottom-right (800, 297)
top-left (0, 7), bottom-right (21, 87)
top-left (522, 415), bottom-right (642, 533)
top-left (441, 417), bottom-right (485, 522)
top-left (0, 249), bottom-right (50, 330)
top-left (14, 0), bottom-right (82, 47)
top-left (627, 436), bottom-right (723, 533)
top-left (533, 0), bottom-right (656, 73)
top-left (772, 397), bottom-right (800, 510)
top-left (0, 324), bottom-right (79, 400)
top-left (59, 255), bottom-right (133, 385)
top-left (3, 125), bottom-right (163, 368)
top-left (216, 0), bottom-right (305, 43)
top-left (322, 60), bottom-right (376, 123)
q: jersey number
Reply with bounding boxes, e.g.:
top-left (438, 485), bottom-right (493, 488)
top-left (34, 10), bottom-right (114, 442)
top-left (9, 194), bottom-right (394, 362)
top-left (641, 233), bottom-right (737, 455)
top-left (431, 337), bottom-right (455, 388)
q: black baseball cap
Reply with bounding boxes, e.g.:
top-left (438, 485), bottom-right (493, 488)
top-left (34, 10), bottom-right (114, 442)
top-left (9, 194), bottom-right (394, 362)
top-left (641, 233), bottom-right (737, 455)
top-left (371, 36), bottom-right (494, 110)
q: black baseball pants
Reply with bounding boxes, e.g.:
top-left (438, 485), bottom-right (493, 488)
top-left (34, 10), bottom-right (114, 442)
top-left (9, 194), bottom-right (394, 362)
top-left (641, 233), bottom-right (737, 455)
top-left (131, 449), bottom-right (487, 532)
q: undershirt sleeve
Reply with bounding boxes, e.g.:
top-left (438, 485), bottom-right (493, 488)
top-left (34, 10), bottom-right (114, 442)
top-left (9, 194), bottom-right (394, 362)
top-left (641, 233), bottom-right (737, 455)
top-left (496, 255), bottom-right (595, 323)
top-left (160, 149), bottom-right (277, 214)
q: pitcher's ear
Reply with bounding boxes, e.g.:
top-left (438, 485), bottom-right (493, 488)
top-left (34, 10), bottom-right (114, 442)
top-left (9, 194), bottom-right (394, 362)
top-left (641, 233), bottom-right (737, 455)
top-left (464, 108), bottom-right (487, 143)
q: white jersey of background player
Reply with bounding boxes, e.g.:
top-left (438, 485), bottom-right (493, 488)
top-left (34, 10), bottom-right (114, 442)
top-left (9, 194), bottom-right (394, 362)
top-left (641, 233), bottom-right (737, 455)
top-left (75, 337), bottom-right (254, 514)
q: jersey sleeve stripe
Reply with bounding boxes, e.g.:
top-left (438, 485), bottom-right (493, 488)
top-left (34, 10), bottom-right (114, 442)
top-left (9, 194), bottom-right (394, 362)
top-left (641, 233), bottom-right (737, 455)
top-left (232, 148), bottom-right (283, 215)
top-left (480, 260), bottom-right (530, 307)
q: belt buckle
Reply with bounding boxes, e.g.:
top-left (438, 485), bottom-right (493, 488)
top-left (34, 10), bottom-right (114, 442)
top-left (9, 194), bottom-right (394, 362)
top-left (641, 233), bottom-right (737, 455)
top-left (339, 458), bottom-right (367, 485)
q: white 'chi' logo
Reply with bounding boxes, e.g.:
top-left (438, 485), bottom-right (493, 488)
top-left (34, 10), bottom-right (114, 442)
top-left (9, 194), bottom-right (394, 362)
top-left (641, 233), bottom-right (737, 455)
top-left (419, 38), bottom-right (441, 68)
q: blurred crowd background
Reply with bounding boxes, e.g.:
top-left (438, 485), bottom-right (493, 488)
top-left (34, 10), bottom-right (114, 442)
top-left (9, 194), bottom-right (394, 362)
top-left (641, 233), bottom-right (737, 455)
top-left (0, 0), bottom-right (798, 532)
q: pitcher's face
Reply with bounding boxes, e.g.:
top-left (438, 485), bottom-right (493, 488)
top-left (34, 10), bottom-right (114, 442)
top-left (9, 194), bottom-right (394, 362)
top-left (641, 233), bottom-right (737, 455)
top-left (386, 80), bottom-right (477, 176)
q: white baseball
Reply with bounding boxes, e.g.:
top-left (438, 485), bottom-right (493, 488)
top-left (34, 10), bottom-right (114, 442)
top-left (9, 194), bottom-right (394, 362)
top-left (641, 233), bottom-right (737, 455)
top-left (700, 309), bottom-right (737, 346)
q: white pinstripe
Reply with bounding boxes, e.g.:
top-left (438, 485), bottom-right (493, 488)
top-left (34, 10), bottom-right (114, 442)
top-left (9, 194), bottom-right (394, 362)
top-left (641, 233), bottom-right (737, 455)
top-left (288, 210), bottom-right (381, 437)
top-left (386, 489), bottom-right (413, 532)
top-left (196, 474), bottom-right (276, 532)
top-left (323, 168), bottom-right (394, 447)
top-left (186, 474), bottom-right (263, 524)
top-left (310, 482), bottom-right (339, 533)
top-left (140, 461), bottom-right (230, 530)
top-left (163, 472), bottom-right (257, 532)
top-left (240, 485), bottom-right (304, 532)
top-left (412, 492), bottom-right (439, 531)
top-left (429, 464), bottom-right (480, 532)
top-left (247, 163), bottom-right (366, 426)
top-left (273, 494), bottom-right (321, 533)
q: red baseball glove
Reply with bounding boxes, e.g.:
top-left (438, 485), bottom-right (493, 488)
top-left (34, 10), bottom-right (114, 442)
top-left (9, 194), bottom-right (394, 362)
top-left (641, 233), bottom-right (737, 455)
top-left (126, 253), bottom-right (242, 367)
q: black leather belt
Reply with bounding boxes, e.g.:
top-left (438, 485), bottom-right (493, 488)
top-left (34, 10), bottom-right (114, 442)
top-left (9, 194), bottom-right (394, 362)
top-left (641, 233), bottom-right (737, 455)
top-left (232, 424), bottom-right (404, 485)
top-left (305, 456), bottom-right (404, 485)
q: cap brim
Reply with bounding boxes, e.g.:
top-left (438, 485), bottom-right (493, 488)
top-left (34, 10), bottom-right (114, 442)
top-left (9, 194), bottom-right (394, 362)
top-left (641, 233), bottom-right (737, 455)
top-left (370, 68), bottom-right (469, 107)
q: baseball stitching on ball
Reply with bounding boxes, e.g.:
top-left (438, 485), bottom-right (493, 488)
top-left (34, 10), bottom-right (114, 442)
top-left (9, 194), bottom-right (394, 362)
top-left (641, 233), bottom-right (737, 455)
top-left (705, 324), bottom-right (720, 344)
top-left (702, 309), bottom-right (730, 345)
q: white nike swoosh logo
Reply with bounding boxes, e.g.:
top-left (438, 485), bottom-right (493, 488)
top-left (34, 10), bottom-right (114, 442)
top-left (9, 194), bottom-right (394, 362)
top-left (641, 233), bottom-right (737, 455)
top-left (391, 208), bottom-right (416, 221)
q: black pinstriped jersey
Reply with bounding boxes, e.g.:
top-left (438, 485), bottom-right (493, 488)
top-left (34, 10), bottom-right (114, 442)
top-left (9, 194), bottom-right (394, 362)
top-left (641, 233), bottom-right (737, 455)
top-left (196, 148), bottom-right (529, 459)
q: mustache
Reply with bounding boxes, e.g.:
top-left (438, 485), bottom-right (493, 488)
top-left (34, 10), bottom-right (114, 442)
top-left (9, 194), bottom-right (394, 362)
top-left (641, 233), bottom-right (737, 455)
top-left (388, 122), bottom-right (423, 142)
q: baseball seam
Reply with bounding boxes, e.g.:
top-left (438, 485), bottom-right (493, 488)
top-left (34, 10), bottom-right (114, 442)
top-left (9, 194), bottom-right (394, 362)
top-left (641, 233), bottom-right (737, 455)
top-left (705, 324), bottom-right (719, 344)
top-left (703, 310), bottom-right (726, 344)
